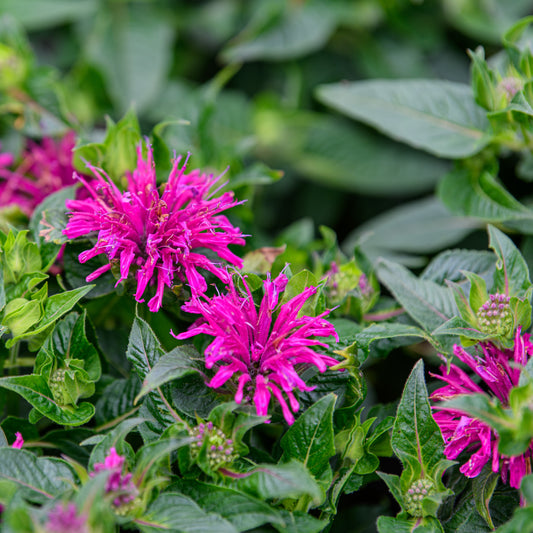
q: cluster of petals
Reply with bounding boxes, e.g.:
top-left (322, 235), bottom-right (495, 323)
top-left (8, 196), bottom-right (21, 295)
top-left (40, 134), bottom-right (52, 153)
top-left (45, 502), bottom-right (87, 533)
top-left (175, 272), bottom-right (339, 424)
top-left (11, 432), bottom-right (23, 449)
top-left (431, 328), bottom-right (533, 489)
top-left (91, 447), bottom-right (138, 507)
top-left (0, 131), bottom-right (79, 216)
top-left (63, 145), bottom-right (245, 312)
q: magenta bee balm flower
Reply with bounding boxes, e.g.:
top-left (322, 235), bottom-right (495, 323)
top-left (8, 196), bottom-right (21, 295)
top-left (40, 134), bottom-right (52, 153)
top-left (431, 329), bottom-right (533, 489)
top-left (175, 272), bottom-right (340, 424)
top-left (45, 502), bottom-right (87, 533)
top-left (63, 145), bottom-right (245, 311)
top-left (0, 132), bottom-right (80, 216)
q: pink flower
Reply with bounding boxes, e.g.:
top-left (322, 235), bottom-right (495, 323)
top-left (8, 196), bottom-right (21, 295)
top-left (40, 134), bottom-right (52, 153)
top-left (175, 272), bottom-right (340, 424)
top-left (431, 329), bottom-right (533, 488)
top-left (45, 502), bottom-right (87, 533)
top-left (0, 132), bottom-right (80, 216)
top-left (63, 145), bottom-right (245, 312)
top-left (11, 432), bottom-right (23, 449)
top-left (92, 447), bottom-right (138, 507)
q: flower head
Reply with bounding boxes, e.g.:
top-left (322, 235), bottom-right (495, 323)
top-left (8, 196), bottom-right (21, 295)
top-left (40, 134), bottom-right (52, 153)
top-left (175, 272), bottom-right (339, 424)
top-left (92, 447), bottom-right (138, 507)
top-left (63, 145), bottom-right (245, 311)
top-left (45, 502), bottom-right (87, 533)
top-left (431, 329), bottom-right (533, 489)
top-left (11, 432), bottom-right (23, 449)
top-left (0, 132), bottom-right (80, 217)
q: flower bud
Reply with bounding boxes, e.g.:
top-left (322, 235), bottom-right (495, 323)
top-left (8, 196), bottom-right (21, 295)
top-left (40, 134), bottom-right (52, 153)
top-left (404, 478), bottom-right (435, 517)
top-left (477, 293), bottom-right (513, 337)
top-left (188, 422), bottom-right (237, 470)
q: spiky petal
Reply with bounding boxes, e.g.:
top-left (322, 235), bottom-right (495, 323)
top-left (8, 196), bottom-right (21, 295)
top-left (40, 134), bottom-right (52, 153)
top-left (63, 145), bottom-right (245, 311)
top-left (175, 272), bottom-right (339, 424)
top-left (0, 132), bottom-right (80, 216)
top-left (431, 328), bottom-right (533, 488)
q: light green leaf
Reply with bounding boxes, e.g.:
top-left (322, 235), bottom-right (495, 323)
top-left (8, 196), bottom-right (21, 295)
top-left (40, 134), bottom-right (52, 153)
top-left (316, 80), bottom-right (490, 158)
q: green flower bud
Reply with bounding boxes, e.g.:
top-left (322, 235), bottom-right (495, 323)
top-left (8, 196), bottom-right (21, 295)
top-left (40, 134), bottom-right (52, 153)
top-left (189, 421), bottom-right (237, 470)
top-left (477, 293), bottom-right (513, 337)
top-left (404, 478), bottom-right (435, 517)
top-left (1, 297), bottom-right (42, 337)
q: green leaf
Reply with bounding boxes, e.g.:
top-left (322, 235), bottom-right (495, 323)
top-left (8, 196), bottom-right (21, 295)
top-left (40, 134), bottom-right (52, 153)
top-left (392, 360), bottom-right (445, 478)
top-left (377, 515), bottom-right (444, 533)
top-left (488, 225), bottom-right (533, 298)
top-left (439, 169), bottom-right (533, 234)
top-left (274, 510), bottom-right (328, 533)
top-left (7, 285), bottom-right (95, 348)
top-left (355, 323), bottom-right (431, 349)
top-left (0, 374), bottom-right (94, 426)
top-left (171, 480), bottom-right (286, 531)
top-left (95, 375), bottom-right (141, 427)
top-left (222, 4), bottom-right (336, 63)
top-left (421, 250), bottom-right (495, 286)
top-left (126, 317), bottom-right (176, 429)
top-left (139, 492), bottom-right (238, 533)
top-left (255, 110), bottom-right (448, 195)
top-left (376, 259), bottom-right (457, 334)
top-left (85, 5), bottom-right (173, 113)
top-left (432, 316), bottom-right (491, 341)
top-left (0, 448), bottom-right (76, 503)
top-left (344, 197), bottom-right (479, 265)
top-left (316, 80), bottom-right (490, 158)
top-left (29, 186), bottom-right (75, 271)
top-left (135, 346), bottom-right (201, 403)
top-left (0, 0), bottom-right (97, 30)
top-left (231, 460), bottom-right (323, 505)
top-left (473, 466), bottom-right (500, 529)
top-left (36, 311), bottom-right (100, 381)
top-left (280, 394), bottom-right (336, 479)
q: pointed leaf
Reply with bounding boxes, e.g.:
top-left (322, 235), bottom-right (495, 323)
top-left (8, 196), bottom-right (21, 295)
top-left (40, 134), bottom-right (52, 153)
top-left (316, 80), bottom-right (489, 158)
top-left (0, 375), bottom-right (94, 426)
top-left (392, 360), bottom-right (445, 477)
top-left (0, 448), bottom-right (76, 503)
top-left (280, 394), bottom-right (336, 479)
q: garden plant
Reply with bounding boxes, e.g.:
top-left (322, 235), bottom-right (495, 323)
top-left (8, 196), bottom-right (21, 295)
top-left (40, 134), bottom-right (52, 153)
top-left (3, 1), bottom-right (533, 532)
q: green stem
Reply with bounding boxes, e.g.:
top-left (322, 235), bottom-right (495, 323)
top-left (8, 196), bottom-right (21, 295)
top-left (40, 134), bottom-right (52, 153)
top-left (9, 342), bottom-right (20, 371)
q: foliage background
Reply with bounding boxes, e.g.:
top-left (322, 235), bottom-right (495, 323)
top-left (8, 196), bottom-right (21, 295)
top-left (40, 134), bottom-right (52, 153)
top-left (3, 0), bottom-right (533, 531)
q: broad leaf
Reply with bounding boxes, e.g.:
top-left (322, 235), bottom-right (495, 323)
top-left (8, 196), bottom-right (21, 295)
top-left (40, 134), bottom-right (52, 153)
top-left (376, 259), bottom-right (457, 334)
top-left (171, 480), bottom-right (286, 531)
top-left (316, 80), bottom-right (490, 158)
top-left (139, 492), bottom-right (237, 533)
top-left (392, 360), bottom-right (445, 478)
top-left (0, 448), bottom-right (76, 503)
top-left (280, 394), bottom-right (336, 479)
top-left (0, 375), bottom-right (94, 425)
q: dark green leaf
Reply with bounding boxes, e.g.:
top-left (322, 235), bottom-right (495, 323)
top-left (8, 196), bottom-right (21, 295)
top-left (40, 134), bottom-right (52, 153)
top-left (280, 394), bottom-right (336, 479)
top-left (0, 448), bottom-right (76, 503)
top-left (171, 480), bottom-right (286, 531)
top-left (222, 4), bottom-right (336, 63)
top-left (0, 375), bottom-right (94, 425)
top-left (376, 259), bottom-right (457, 334)
top-left (473, 466), bottom-right (500, 529)
top-left (392, 360), bottom-right (445, 478)
top-left (138, 492), bottom-right (237, 533)
top-left (316, 80), bottom-right (490, 158)
top-left (135, 346), bottom-right (201, 403)
top-left (231, 460), bottom-right (323, 505)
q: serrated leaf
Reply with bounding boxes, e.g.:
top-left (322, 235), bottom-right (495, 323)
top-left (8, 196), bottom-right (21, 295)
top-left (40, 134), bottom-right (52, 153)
top-left (377, 259), bottom-right (457, 334)
top-left (473, 466), bottom-right (500, 529)
top-left (139, 492), bottom-right (238, 533)
top-left (95, 375), bottom-right (141, 427)
top-left (135, 346), bottom-right (201, 403)
top-left (126, 317), bottom-right (176, 429)
top-left (7, 285), bottom-right (95, 348)
top-left (488, 225), bottom-right (533, 298)
top-left (231, 460), bottom-right (323, 505)
top-left (377, 515), bottom-right (444, 533)
top-left (439, 170), bottom-right (533, 234)
top-left (432, 316), bottom-right (491, 341)
top-left (280, 394), bottom-right (336, 479)
top-left (0, 448), bottom-right (76, 503)
top-left (316, 80), bottom-right (490, 158)
top-left (171, 480), bottom-right (286, 531)
top-left (392, 360), bottom-right (445, 478)
top-left (0, 375), bottom-right (94, 426)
